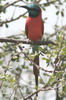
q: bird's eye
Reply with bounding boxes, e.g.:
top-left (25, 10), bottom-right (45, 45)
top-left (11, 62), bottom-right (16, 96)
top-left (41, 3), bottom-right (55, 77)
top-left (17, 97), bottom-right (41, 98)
top-left (31, 8), bottom-right (40, 12)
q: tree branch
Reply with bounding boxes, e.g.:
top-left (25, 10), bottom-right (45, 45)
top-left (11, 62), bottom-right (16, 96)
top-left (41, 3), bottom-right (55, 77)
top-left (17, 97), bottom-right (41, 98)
top-left (0, 12), bottom-right (27, 26)
top-left (0, 38), bottom-right (56, 45)
top-left (24, 85), bottom-right (50, 100)
top-left (40, 1), bottom-right (57, 6)
top-left (24, 82), bottom-right (66, 100)
top-left (4, 0), bottom-right (20, 9)
top-left (18, 45), bottom-right (62, 74)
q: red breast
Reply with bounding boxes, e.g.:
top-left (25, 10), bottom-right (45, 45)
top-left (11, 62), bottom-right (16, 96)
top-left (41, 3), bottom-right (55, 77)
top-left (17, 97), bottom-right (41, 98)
top-left (26, 11), bottom-right (44, 41)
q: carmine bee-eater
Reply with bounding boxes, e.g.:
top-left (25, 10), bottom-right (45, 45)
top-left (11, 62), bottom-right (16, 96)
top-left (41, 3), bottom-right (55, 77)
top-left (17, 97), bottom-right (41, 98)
top-left (16, 4), bottom-right (44, 96)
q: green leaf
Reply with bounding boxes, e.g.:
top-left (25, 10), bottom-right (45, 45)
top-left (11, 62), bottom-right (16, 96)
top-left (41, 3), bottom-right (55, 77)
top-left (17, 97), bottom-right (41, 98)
top-left (11, 56), bottom-right (18, 61)
top-left (38, 47), bottom-right (43, 51)
top-left (56, 11), bottom-right (59, 15)
top-left (5, 23), bottom-right (9, 28)
top-left (55, 6), bottom-right (59, 9)
top-left (14, 97), bottom-right (18, 100)
top-left (0, 60), bottom-right (3, 64)
top-left (48, 75), bottom-right (56, 85)
top-left (42, 7), bottom-right (46, 11)
top-left (44, 17), bottom-right (47, 20)
top-left (56, 72), bottom-right (63, 78)
top-left (63, 86), bottom-right (66, 92)
top-left (22, 15), bottom-right (27, 18)
top-left (42, 57), bottom-right (50, 62)
top-left (0, 4), bottom-right (6, 13)
top-left (61, 11), bottom-right (64, 17)
top-left (62, 47), bottom-right (66, 52)
top-left (0, 5), bottom-right (3, 13)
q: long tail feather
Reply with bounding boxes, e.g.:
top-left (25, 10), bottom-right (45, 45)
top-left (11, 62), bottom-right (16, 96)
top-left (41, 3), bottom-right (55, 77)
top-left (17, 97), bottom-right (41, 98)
top-left (33, 55), bottom-right (39, 96)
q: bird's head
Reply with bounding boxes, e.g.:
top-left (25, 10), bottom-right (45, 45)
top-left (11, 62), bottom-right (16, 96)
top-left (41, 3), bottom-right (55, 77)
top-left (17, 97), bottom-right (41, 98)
top-left (21, 4), bottom-right (41, 17)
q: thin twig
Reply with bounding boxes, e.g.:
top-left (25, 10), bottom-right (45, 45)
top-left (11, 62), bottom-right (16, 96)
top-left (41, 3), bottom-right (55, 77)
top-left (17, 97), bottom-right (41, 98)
top-left (0, 12), bottom-right (27, 26)
top-left (18, 45), bottom-right (62, 74)
top-left (24, 85), bottom-right (49, 100)
top-left (4, 0), bottom-right (20, 9)
top-left (40, 1), bottom-right (56, 6)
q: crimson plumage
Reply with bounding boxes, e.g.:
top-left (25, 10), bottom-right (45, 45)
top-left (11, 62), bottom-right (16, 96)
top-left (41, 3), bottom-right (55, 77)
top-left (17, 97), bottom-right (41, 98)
top-left (25, 10), bottom-right (44, 40)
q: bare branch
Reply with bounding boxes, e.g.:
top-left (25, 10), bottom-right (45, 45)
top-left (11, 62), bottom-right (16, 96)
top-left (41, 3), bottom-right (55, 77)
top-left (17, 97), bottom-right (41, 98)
top-left (0, 0), bottom-right (20, 14)
top-left (4, 0), bottom-right (21, 9)
top-left (0, 12), bottom-right (27, 26)
top-left (40, 1), bottom-right (57, 6)
top-left (0, 38), bottom-right (56, 45)
top-left (24, 82), bottom-right (66, 100)
top-left (24, 85), bottom-right (49, 100)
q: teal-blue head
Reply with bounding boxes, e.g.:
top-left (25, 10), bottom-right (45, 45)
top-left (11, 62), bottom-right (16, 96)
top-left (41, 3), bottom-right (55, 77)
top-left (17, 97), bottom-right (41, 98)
top-left (21, 4), bottom-right (41, 17)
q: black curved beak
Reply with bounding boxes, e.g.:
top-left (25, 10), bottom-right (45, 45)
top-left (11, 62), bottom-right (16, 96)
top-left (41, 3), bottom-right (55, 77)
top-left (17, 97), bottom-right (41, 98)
top-left (20, 6), bottom-right (30, 10)
top-left (14, 5), bottom-right (38, 12)
top-left (14, 5), bottom-right (31, 10)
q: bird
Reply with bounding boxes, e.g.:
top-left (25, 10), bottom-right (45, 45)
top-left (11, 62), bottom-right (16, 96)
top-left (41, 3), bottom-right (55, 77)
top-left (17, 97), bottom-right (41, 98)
top-left (17, 4), bottom-right (44, 96)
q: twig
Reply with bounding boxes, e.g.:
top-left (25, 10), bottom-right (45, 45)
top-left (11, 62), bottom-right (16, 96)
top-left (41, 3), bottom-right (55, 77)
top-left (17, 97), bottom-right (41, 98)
top-left (20, 0), bottom-right (29, 4)
top-left (40, 1), bottom-right (56, 6)
top-left (11, 7), bottom-right (16, 19)
top-left (0, 12), bottom-right (27, 26)
top-left (24, 82), bottom-right (66, 100)
top-left (4, 0), bottom-right (20, 9)
top-left (24, 85), bottom-right (49, 100)
top-left (18, 45), bottom-right (62, 74)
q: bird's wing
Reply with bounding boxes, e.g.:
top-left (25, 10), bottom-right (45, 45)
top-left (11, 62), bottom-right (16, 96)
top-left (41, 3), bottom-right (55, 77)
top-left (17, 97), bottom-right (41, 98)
top-left (42, 20), bottom-right (44, 35)
top-left (25, 23), bottom-right (28, 38)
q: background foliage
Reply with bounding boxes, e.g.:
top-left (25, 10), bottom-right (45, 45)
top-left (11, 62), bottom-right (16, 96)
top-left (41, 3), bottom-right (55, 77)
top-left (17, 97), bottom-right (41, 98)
top-left (0, 0), bottom-right (66, 100)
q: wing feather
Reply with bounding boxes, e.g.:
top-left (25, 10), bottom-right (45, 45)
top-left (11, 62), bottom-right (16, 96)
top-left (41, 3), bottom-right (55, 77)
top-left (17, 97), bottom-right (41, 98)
top-left (25, 23), bottom-right (28, 38)
top-left (42, 20), bottom-right (44, 35)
